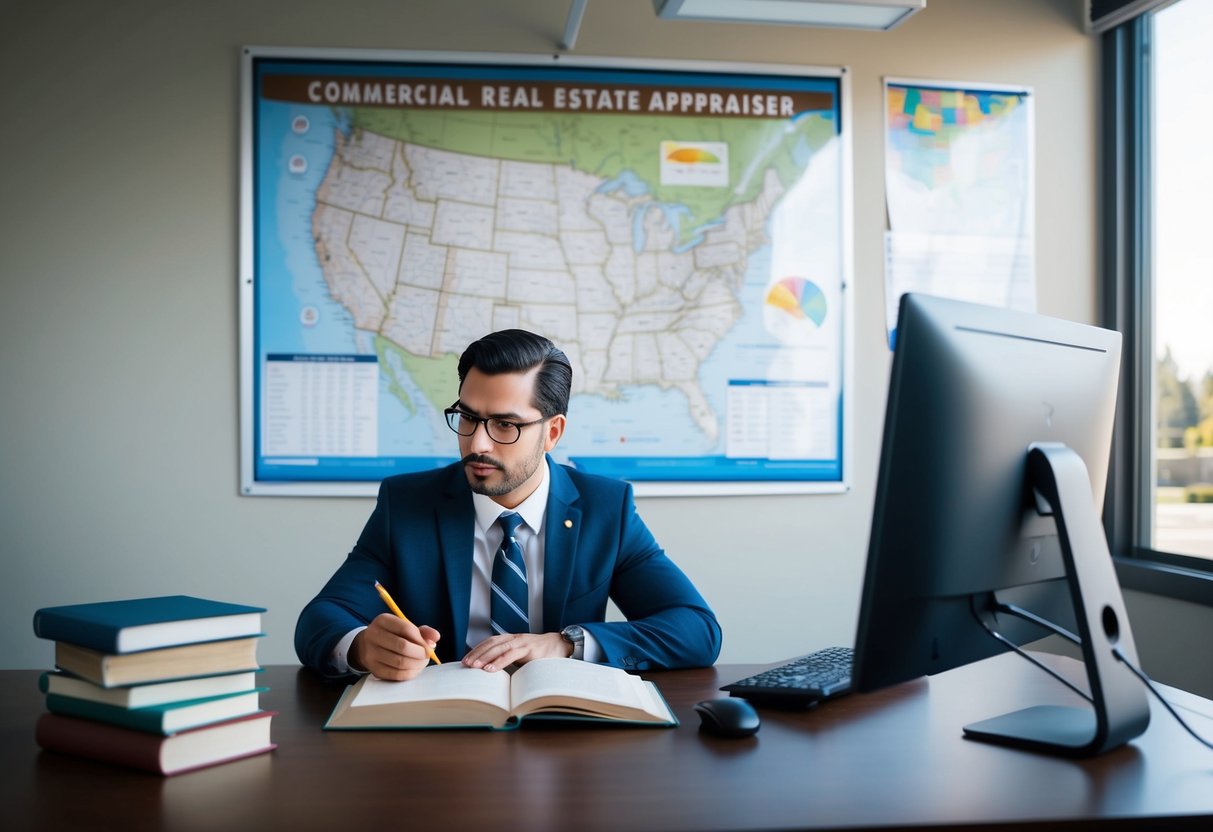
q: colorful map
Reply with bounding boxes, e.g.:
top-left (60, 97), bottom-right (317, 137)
top-left (882, 82), bottom-right (1035, 345)
top-left (885, 84), bottom-right (1032, 237)
top-left (248, 56), bottom-right (847, 491)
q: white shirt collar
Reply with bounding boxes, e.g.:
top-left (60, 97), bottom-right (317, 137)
top-left (471, 457), bottom-right (550, 535)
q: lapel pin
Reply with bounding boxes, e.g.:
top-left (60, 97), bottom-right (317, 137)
top-left (564, 519), bottom-right (573, 528)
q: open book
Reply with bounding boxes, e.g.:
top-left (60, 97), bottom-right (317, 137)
top-left (324, 657), bottom-right (677, 730)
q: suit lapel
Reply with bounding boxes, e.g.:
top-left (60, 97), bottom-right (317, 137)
top-left (437, 464), bottom-right (475, 655)
top-left (543, 460), bottom-right (582, 631)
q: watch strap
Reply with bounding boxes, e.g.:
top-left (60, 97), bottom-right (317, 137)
top-left (560, 624), bottom-right (585, 660)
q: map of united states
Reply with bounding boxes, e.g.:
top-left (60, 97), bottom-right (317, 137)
top-left (250, 64), bottom-right (847, 488)
top-left (311, 126), bottom-right (789, 442)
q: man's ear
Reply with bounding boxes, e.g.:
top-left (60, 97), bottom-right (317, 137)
top-left (544, 414), bottom-right (567, 451)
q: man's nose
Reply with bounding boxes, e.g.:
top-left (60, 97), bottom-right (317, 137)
top-left (468, 421), bottom-right (496, 453)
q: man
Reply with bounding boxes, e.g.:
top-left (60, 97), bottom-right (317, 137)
top-left (295, 329), bottom-right (722, 680)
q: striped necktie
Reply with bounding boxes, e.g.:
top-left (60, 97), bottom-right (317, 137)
top-left (490, 512), bottom-right (529, 635)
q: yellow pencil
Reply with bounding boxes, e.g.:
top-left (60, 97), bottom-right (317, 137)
top-left (374, 581), bottom-right (441, 665)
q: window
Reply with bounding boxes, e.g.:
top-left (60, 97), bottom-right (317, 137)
top-left (1103, 0), bottom-right (1213, 597)
top-left (1150, 0), bottom-right (1213, 562)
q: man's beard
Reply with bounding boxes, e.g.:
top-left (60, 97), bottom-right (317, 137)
top-left (462, 436), bottom-right (545, 497)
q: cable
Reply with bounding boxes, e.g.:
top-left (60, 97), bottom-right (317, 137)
top-left (971, 598), bottom-right (1092, 703)
top-left (1112, 646), bottom-right (1213, 752)
top-left (973, 597), bottom-right (1213, 752)
top-left (991, 600), bottom-right (1081, 646)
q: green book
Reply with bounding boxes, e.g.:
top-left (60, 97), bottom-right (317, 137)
top-left (324, 658), bottom-right (677, 731)
top-left (45, 688), bottom-right (266, 735)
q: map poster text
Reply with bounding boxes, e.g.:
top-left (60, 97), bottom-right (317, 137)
top-left (262, 75), bottom-right (833, 119)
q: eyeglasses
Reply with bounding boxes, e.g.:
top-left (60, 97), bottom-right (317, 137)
top-left (443, 404), bottom-right (546, 445)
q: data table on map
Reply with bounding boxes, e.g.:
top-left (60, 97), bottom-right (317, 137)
top-left (262, 355), bottom-right (379, 458)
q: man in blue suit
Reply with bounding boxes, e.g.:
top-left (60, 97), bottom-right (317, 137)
top-left (295, 329), bottom-right (722, 679)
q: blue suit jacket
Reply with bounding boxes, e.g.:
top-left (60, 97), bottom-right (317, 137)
top-left (295, 458), bottom-right (722, 674)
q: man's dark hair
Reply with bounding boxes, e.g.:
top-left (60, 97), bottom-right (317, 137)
top-left (457, 329), bottom-right (572, 417)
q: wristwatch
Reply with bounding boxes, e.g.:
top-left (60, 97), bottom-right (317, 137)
top-left (560, 624), bottom-right (585, 660)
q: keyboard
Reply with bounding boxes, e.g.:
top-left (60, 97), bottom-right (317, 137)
top-left (720, 646), bottom-right (854, 708)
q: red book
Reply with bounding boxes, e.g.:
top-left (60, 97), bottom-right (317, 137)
top-left (35, 710), bottom-right (276, 775)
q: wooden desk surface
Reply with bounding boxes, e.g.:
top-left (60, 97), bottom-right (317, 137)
top-left (2, 654), bottom-right (1212, 831)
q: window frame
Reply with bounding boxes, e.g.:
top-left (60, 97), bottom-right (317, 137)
top-left (1101, 13), bottom-right (1213, 604)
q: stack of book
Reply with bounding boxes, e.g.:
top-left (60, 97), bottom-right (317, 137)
top-left (32, 595), bottom-right (276, 775)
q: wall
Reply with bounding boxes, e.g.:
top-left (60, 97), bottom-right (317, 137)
top-left (1124, 589), bottom-right (1213, 696)
top-left (2, 0), bottom-right (1103, 671)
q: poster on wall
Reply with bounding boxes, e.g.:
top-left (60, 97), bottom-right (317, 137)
top-left (882, 78), bottom-right (1035, 347)
top-left (240, 47), bottom-right (851, 497)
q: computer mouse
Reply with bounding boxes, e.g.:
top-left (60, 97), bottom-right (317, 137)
top-left (694, 697), bottom-right (760, 738)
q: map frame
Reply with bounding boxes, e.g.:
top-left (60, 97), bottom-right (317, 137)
top-left (239, 46), bottom-right (854, 497)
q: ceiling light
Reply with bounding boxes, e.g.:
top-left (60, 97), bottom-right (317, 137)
top-left (653, 0), bottom-right (925, 31)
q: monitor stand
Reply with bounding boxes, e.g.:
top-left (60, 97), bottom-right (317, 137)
top-left (962, 443), bottom-right (1150, 757)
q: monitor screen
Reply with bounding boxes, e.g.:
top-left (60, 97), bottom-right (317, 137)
top-left (851, 293), bottom-right (1147, 755)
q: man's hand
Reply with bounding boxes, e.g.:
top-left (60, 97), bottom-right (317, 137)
top-left (462, 632), bottom-right (572, 672)
top-left (349, 613), bottom-right (440, 681)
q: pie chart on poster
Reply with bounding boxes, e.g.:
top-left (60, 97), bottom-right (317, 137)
top-left (765, 277), bottom-right (827, 327)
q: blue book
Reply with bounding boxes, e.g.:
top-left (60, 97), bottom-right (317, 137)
top-left (33, 596), bottom-right (265, 654)
top-left (45, 688), bottom-right (267, 735)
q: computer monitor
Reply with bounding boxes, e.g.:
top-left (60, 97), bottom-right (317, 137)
top-left (852, 293), bottom-right (1149, 757)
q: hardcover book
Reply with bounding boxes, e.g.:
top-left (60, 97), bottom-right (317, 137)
top-left (325, 657), bottom-right (677, 731)
top-left (45, 688), bottom-right (265, 734)
top-left (54, 637), bottom-right (262, 688)
top-left (33, 596), bottom-right (264, 654)
top-left (39, 670), bottom-right (261, 709)
top-left (35, 711), bottom-right (276, 776)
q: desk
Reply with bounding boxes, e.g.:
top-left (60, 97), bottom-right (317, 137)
top-left (2, 653), bottom-right (1212, 830)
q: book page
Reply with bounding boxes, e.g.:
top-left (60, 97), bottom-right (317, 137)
top-left (509, 658), bottom-right (664, 719)
top-left (351, 663), bottom-right (510, 711)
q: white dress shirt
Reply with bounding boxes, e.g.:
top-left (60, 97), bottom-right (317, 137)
top-left (466, 459), bottom-right (552, 647)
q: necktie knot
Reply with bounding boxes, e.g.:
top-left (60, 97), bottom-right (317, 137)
top-left (498, 511), bottom-right (524, 539)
